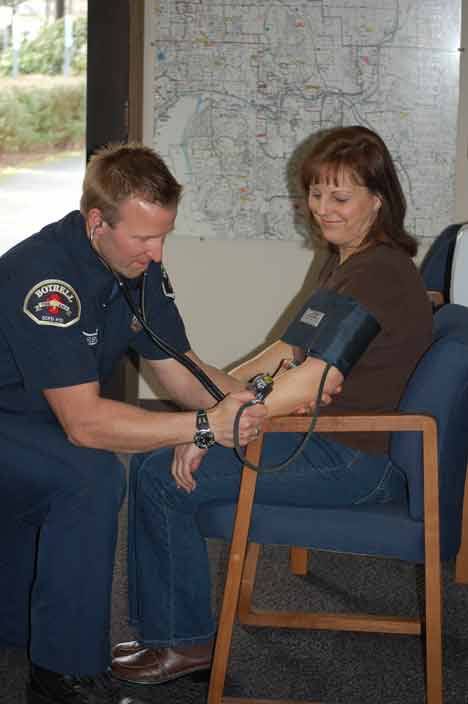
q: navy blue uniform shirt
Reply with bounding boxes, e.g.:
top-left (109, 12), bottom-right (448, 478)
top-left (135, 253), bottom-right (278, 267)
top-left (0, 211), bottom-right (190, 416)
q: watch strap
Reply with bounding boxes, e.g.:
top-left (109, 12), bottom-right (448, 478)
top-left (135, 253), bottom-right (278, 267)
top-left (193, 409), bottom-right (216, 449)
top-left (196, 409), bottom-right (210, 430)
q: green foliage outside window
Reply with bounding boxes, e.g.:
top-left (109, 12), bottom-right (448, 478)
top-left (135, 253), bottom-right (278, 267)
top-left (0, 16), bottom-right (87, 76)
top-left (0, 77), bottom-right (85, 154)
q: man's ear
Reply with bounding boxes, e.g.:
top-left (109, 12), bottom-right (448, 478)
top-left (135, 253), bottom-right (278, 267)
top-left (87, 208), bottom-right (104, 231)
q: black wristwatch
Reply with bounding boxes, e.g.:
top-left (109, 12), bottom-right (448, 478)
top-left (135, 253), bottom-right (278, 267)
top-left (193, 409), bottom-right (216, 449)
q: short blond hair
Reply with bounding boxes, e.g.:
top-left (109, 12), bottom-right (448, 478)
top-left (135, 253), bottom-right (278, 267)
top-left (80, 143), bottom-right (182, 226)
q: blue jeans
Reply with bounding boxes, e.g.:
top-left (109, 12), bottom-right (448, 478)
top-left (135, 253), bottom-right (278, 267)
top-left (127, 433), bottom-right (407, 648)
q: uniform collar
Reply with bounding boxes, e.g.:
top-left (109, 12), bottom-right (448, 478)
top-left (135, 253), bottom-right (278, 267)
top-left (61, 211), bottom-right (154, 305)
top-left (61, 211), bottom-right (117, 304)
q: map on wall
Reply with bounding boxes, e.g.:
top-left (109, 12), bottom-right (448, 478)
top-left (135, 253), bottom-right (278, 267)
top-left (144, 0), bottom-right (461, 242)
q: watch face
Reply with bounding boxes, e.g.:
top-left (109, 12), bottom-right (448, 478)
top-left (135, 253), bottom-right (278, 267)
top-left (194, 429), bottom-right (215, 449)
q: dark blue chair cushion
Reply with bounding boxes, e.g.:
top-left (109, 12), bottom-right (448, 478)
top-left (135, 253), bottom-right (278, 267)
top-left (198, 305), bottom-right (468, 564)
top-left (198, 500), bottom-right (424, 562)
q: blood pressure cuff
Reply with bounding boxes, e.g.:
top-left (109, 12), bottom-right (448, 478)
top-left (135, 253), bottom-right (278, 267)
top-left (282, 289), bottom-right (381, 376)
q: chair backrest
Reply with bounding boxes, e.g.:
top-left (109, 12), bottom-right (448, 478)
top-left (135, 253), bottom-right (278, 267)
top-left (450, 224), bottom-right (468, 305)
top-left (420, 223), bottom-right (465, 301)
top-left (390, 304), bottom-right (468, 558)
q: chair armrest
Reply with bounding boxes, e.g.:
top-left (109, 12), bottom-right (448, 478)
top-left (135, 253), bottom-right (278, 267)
top-left (245, 412), bottom-right (440, 565)
top-left (254, 413), bottom-right (439, 513)
top-left (262, 412), bottom-right (436, 435)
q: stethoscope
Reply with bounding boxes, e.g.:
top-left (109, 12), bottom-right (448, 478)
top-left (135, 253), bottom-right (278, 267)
top-left (88, 222), bottom-right (226, 403)
top-left (88, 223), bottom-right (326, 473)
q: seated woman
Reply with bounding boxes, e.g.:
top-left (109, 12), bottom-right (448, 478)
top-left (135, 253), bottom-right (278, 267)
top-left (111, 125), bottom-right (433, 685)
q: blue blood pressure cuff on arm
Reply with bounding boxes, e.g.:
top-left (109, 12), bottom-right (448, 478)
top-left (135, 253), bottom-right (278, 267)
top-left (282, 289), bottom-right (381, 376)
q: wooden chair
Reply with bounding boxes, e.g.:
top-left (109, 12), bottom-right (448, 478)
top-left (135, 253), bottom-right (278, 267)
top-left (455, 473), bottom-right (468, 584)
top-left (420, 226), bottom-right (468, 586)
top-left (197, 304), bottom-right (468, 704)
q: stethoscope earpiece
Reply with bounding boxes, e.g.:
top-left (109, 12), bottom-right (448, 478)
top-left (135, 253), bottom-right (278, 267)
top-left (89, 222), bottom-right (103, 243)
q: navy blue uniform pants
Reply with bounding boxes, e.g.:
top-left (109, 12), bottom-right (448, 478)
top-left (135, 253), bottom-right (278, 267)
top-left (0, 412), bottom-right (126, 676)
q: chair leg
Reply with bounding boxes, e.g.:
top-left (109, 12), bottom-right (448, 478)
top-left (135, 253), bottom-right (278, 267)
top-left (289, 547), bottom-right (309, 575)
top-left (238, 542), bottom-right (261, 622)
top-left (208, 466), bottom-right (259, 704)
top-left (455, 469), bottom-right (468, 584)
top-left (421, 424), bottom-right (443, 704)
top-left (423, 556), bottom-right (443, 704)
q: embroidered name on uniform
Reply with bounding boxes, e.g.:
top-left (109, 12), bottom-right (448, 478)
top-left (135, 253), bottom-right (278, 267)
top-left (23, 279), bottom-right (81, 328)
top-left (82, 329), bottom-right (99, 346)
top-left (300, 308), bottom-right (325, 327)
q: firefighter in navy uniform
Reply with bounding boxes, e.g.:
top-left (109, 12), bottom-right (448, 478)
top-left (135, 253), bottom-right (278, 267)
top-left (0, 144), bottom-right (265, 704)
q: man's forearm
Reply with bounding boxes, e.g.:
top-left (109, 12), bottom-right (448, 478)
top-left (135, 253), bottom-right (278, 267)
top-left (190, 359), bottom-right (246, 402)
top-left (146, 352), bottom-right (245, 411)
top-left (44, 377), bottom-right (265, 454)
top-left (56, 394), bottom-right (199, 453)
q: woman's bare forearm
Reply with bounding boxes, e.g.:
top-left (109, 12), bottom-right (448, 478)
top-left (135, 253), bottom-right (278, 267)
top-left (230, 340), bottom-right (294, 384)
top-left (263, 357), bottom-right (343, 417)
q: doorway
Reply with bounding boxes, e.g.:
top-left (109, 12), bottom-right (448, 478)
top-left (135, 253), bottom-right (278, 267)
top-left (0, 0), bottom-right (87, 252)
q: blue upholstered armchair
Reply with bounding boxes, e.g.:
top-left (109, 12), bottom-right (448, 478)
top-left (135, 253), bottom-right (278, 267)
top-left (420, 223), bottom-right (466, 306)
top-left (198, 303), bottom-right (468, 704)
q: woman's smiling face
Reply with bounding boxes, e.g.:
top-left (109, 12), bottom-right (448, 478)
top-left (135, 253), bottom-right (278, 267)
top-left (307, 167), bottom-right (381, 262)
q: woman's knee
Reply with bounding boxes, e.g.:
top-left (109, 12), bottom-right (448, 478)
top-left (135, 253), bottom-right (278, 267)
top-left (141, 449), bottom-right (176, 493)
top-left (354, 460), bottom-right (407, 505)
top-left (132, 448), bottom-right (193, 511)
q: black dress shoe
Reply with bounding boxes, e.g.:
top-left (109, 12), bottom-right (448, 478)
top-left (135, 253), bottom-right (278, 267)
top-left (27, 664), bottom-right (144, 704)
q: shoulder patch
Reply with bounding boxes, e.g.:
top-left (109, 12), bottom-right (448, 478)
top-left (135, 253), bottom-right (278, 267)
top-left (23, 279), bottom-right (81, 328)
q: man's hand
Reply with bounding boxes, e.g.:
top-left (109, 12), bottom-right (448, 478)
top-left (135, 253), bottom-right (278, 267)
top-left (172, 443), bottom-right (207, 492)
top-left (171, 390), bottom-right (267, 493)
top-left (207, 390), bottom-right (267, 448)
